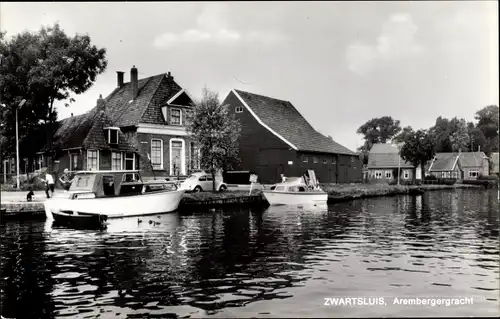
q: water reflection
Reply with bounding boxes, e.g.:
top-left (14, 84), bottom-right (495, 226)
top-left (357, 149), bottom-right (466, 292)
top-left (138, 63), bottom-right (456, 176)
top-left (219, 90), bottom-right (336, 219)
top-left (1, 189), bottom-right (498, 318)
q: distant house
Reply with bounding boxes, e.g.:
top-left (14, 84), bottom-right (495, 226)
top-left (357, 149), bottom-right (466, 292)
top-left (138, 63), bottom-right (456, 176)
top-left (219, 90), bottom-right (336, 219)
top-left (490, 152), bottom-right (499, 176)
top-left (366, 143), bottom-right (417, 181)
top-left (221, 89), bottom-right (362, 184)
top-left (35, 66), bottom-right (200, 180)
top-left (427, 152), bottom-right (489, 180)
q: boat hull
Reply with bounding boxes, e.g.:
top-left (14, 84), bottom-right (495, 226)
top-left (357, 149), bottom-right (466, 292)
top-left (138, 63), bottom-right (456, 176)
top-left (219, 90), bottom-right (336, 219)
top-left (53, 211), bottom-right (107, 229)
top-left (45, 189), bottom-right (185, 220)
top-left (262, 190), bottom-right (328, 206)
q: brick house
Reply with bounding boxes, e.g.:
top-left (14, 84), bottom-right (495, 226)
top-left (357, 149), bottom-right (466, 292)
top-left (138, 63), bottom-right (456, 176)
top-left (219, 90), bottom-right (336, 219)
top-left (36, 66), bottom-right (200, 180)
top-left (426, 151), bottom-right (490, 180)
top-left (221, 89), bottom-right (362, 184)
top-left (366, 143), bottom-right (417, 182)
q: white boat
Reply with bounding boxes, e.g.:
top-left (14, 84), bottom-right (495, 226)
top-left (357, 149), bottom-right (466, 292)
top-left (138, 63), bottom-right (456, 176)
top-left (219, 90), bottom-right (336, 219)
top-left (262, 176), bottom-right (328, 206)
top-left (44, 170), bottom-right (185, 221)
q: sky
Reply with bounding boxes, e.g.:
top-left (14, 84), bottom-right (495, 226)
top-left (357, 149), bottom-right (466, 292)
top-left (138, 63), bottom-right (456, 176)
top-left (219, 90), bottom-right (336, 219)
top-left (1, 1), bottom-right (498, 151)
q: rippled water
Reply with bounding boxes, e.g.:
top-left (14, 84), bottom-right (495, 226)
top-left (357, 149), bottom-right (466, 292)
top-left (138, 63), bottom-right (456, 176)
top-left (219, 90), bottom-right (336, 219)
top-left (1, 189), bottom-right (499, 318)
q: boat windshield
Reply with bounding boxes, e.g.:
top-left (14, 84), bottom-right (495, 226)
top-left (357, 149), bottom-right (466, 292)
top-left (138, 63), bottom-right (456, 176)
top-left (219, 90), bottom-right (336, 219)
top-left (70, 173), bottom-right (96, 191)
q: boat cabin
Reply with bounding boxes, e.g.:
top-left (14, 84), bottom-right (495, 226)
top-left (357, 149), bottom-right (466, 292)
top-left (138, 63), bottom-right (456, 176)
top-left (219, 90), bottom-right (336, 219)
top-left (69, 170), bottom-right (177, 198)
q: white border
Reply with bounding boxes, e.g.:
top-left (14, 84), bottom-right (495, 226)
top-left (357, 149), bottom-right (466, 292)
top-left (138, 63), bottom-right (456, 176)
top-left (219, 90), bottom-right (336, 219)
top-left (137, 123), bottom-right (188, 136)
top-left (232, 89), bottom-right (298, 150)
top-left (169, 138), bottom-right (185, 175)
top-left (151, 138), bottom-right (164, 170)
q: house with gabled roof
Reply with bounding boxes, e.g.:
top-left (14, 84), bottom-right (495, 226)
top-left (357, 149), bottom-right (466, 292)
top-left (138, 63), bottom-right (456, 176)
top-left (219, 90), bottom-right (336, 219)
top-left (36, 66), bottom-right (200, 180)
top-left (427, 151), bottom-right (489, 180)
top-left (366, 143), bottom-right (418, 182)
top-left (221, 89), bottom-right (362, 184)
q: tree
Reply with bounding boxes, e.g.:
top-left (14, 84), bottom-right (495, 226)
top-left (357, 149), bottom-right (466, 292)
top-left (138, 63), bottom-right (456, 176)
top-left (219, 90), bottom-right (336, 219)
top-left (185, 88), bottom-right (241, 191)
top-left (0, 23), bottom-right (107, 160)
top-left (356, 116), bottom-right (402, 151)
top-left (392, 126), bottom-right (414, 144)
top-left (474, 105), bottom-right (499, 154)
top-left (399, 129), bottom-right (435, 181)
top-left (448, 118), bottom-right (469, 152)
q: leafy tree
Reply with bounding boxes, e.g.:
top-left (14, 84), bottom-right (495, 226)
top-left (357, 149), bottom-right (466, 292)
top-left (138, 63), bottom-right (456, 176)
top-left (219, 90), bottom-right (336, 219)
top-left (474, 105), bottom-right (499, 154)
top-left (356, 116), bottom-right (402, 151)
top-left (467, 123), bottom-right (486, 152)
top-left (0, 23), bottom-right (107, 161)
top-left (399, 129), bottom-right (435, 181)
top-left (448, 118), bottom-right (469, 152)
top-left (392, 126), bottom-right (414, 144)
top-left (186, 88), bottom-right (241, 191)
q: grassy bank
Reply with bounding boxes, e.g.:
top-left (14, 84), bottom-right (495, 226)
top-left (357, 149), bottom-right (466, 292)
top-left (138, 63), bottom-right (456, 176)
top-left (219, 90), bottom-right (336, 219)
top-left (321, 183), bottom-right (482, 203)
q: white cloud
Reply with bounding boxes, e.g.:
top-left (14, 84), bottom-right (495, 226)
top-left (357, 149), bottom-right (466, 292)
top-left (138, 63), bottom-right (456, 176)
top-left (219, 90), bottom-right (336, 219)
top-left (153, 4), bottom-right (286, 49)
top-left (345, 13), bottom-right (424, 75)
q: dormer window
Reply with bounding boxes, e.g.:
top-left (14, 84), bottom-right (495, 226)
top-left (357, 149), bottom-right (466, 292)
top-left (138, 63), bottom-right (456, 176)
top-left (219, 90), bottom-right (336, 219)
top-left (235, 106), bottom-right (243, 113)
top-left (105, 127), bottom-right (119, 144)
top-left (170, 108), bottom-right (182, 125)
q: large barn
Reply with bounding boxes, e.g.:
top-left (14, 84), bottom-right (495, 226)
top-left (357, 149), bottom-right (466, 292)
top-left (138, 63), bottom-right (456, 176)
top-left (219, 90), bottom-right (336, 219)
top-left (221, 89), bottom-right (362, 184)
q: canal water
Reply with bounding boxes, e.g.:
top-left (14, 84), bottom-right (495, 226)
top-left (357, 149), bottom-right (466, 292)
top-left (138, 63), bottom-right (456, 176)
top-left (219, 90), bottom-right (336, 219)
top-left (1, 189), bottom-right (498, 318)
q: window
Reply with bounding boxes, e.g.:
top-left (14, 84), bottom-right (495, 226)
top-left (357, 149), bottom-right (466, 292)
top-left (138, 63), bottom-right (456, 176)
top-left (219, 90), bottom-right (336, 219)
top-left (322, 158), bottom-right (327, 164)
top-left (469, 171), bottom-right (479, 178)
top-left (37, 155), bottom-right (44, 170)
top-left (332, 156), bottom-right (336, 165)
top-left (351, 157), bottom-right (354, 163)
top-left (70, 154), bottom-right (79, 171)
top-left (87, 150), bottom-right (99, 171)
top-left (302, 155), bottom-right (308, 163)
top-left (122, 172), bottom-right (142, 183)
top-left (111, 152), bottom-right (122, 171)
top-left (125, 153), bottom-right (135, 170)
top-left (199, 176), bottom-right (207, 181)
top-left (170, 139), bottom-right (184, 175)
top-left (151, 139), bottom-right (163, 170)
top-left (190, 143), bottom-right (200, 170)
top-left (170, 108), bottom-right (182, 125)
top-left (235, 106), bottom-right (243, 113)
top-left (313, 156), bottom-right (318, 163)
top-left (108, 129), bottom-right (119, 144)
top-left (403, 171), bottom-right (410, 179)
top-left (375, 171), bottom-right (383, 179)
top-left (385, 170), bottom-right (392, 179)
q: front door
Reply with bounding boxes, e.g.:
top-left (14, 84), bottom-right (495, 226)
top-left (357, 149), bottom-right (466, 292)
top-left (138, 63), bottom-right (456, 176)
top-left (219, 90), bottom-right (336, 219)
top-left (171, 141), bottom-right (183, 176)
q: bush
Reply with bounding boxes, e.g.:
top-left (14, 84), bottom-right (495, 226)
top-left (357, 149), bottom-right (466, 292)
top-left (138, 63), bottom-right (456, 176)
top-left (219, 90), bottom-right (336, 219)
top-left (388, 180), bottom-right (397, 186)
top-left (424, 175), bottom-right (437, 180)
top-left (437, 178), bottom-right (457, 185)
top-left (477, 175), bottom-right (499, 181)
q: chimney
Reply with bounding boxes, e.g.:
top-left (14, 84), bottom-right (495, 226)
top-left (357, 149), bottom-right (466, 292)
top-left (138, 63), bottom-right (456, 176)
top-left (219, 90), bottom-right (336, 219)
top-left (117, 71), bottom-right (124, 87)
top-left (97, 94), bottom-right (105, 110)
top-left (71, 113), bottom-right (73, 117)
top-left (131, 65), bottom-right (138, 99)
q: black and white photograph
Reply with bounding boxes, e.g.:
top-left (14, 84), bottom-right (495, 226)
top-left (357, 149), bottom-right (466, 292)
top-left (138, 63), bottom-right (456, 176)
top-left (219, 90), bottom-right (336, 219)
top-left (0, 1), bottom-right (498, 318)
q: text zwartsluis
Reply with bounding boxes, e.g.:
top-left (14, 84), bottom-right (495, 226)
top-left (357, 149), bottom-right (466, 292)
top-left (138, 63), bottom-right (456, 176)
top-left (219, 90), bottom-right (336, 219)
top-left (324, 298), bottom-right (386, 306)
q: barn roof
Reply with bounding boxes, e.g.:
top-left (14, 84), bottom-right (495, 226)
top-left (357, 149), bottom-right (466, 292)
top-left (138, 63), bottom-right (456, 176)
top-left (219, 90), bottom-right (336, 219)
top-left (231, 89), bottom-right (356, 155)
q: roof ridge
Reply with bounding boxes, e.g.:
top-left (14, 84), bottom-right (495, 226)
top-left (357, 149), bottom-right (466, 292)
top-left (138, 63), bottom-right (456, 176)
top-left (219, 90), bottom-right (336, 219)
top-left (235, 89), bottom-right (291, 104)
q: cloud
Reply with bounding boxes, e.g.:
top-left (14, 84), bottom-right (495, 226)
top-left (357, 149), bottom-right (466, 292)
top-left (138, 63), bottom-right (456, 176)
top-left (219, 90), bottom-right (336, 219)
top-left (346, 13), bottom-right (424, 75)
top-left (153, 4), bottom-right (287, 49)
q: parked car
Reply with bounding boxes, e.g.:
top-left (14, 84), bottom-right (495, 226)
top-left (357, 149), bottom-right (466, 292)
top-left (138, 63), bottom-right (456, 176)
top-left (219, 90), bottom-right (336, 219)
top-left (178, 172), bottom-right (227, 192)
